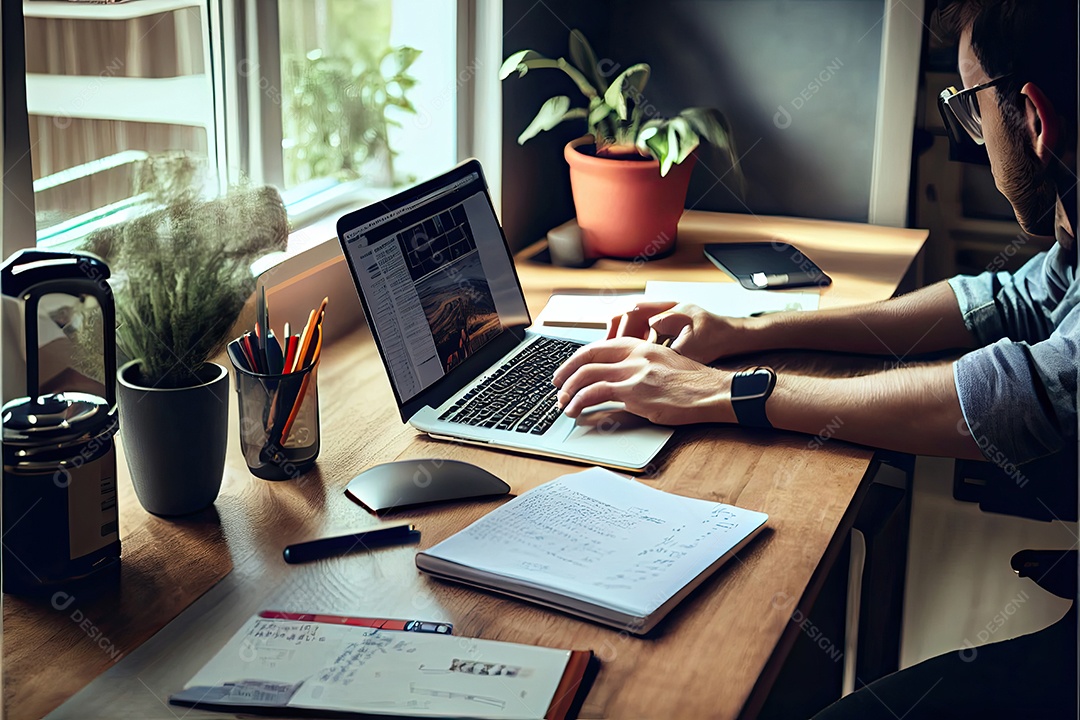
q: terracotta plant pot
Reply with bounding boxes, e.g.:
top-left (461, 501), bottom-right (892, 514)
top-left (564, 136), bottom-right (696, 260)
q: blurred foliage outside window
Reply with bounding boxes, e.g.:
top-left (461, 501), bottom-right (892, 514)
top-left (279, 0), bottom-right (420, 189)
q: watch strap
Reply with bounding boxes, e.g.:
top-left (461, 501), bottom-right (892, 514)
top-left (731, 367), bottom-right (776, 428)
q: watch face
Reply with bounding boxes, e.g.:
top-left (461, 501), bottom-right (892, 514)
top-left (736, 371), bottom-right (773, 399)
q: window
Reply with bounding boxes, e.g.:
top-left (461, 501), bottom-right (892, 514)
top-left (274, 0), bottom-right (458, 242)
top-left (24, 0), bottom-right (216, 249)
top-left (19, 0), bottom-right (470, 253)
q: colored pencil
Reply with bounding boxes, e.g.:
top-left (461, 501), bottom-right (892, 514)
top-left (281, 323), bottom-right (323, 443)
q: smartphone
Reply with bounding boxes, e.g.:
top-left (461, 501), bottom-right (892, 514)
top-left (703, 242), bottom-right (832, 290)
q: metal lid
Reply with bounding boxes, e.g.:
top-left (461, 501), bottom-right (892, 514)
top-left (2, 392), bottom-right (117, 448)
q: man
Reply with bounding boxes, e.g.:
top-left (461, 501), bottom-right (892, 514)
top-left (553, 0), bottom-right (1077, 716)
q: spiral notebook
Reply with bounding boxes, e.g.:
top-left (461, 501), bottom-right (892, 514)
top-left (416, 467), bottom-right (769, 634)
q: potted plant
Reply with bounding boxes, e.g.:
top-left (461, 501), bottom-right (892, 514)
top-left (501, 30), bottom-right (742, 259)
top-left (83, 165), bottom-right (287, 516)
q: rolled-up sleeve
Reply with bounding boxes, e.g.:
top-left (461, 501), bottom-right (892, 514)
top-left (949, 242), bottom-right (1078, 464)
top-left (948, 244), bottom-right (1072, 345)
top-left (954, 329), bottom-right (1077, 464)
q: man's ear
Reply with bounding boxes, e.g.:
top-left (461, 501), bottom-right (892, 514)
top-left (1020, 82), bottom-right (1060, 166)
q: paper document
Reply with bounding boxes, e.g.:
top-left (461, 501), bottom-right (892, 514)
top-left (421, 467), bottom-right (768, 619)
top-left (534, 283), bottom-right (817, 345)
top-left (644, 281), bottom-right (819, 317)
top-left (174, 615), bottom-right (572, 719)
top-left (533, 293), bottom-right (647, 343)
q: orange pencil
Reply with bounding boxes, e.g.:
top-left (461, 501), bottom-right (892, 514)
top-left (281, 324), bottom-right (323, 443)
top-left (292, 298), bottom-right (327, 370)
top-left (291, 309), bottom-right (317, 373)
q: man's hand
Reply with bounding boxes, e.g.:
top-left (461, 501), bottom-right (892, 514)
top-left (552, 337), bottom-right (734, 425)
top-left (607, 301), bottom-right (753, 364)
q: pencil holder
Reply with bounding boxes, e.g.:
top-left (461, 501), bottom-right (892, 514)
top-left (229, 340), bottom-right (321, 480)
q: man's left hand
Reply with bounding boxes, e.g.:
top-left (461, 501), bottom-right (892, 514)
top-left (552, 337), bottom-right (735, 425)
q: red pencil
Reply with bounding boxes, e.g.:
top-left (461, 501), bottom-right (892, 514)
top-left (240, 333), bottom-right (260, 373)
top-left (283, 335), bottom-right (299, 371)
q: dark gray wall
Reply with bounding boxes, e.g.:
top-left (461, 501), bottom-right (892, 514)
top-left (500, 0), bottom-right (888, 249)
top-left (500, 0), bottom-right (611, 250)
top-left (608, 0), bottom-right (884, 222)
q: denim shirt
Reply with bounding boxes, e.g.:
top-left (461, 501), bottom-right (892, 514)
top-left (949, 240), bottom-right (1079, 465)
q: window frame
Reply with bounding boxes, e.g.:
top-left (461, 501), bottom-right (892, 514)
top-left (3, 0), bottom-right (36, 259)
top-left (3, 0), bottom-right (498, 258)
top-left (235, 0), bottom-right (502, 240)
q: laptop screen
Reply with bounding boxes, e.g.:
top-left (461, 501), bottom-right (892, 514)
top-left (339, 166), bottom-right (529, 404)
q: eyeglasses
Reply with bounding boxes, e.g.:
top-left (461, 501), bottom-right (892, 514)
top-left (938, 75), bottom-right (1012, 146)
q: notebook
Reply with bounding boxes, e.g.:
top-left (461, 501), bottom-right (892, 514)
top-left (703, 242), bottom-right (832, 290)
top-left (416, 467), bottom-right (769, 634)
top-left (170, 612), bottom-right (595, 720)
top-left (336, 160), bottom-right (673, 472)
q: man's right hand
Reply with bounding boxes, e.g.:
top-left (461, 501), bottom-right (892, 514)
top-left (607, 301), bottom-right (754, 364)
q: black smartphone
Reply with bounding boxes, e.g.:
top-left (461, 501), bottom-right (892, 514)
top-left (703, 242), bottom-right (832, 290)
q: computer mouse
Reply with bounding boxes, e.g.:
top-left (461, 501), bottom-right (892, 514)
top-left (344, 459), bottom-right (510, 514)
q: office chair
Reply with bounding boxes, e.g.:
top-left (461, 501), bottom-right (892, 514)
top-left (1012, 549), bottom-right (1077, 601)
top-left (955, 451), bottom-right (1078, 618)
top-left (953, 451), bottom-right (1078, 523)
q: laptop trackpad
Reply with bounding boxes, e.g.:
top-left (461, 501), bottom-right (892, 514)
top-left (578, 401), bottom-right (626, 415)
top-left (568, 405), bottom-right (653, 434)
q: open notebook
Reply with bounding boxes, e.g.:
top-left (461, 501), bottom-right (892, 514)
top-left (416, 467), bottom-right (768, 634)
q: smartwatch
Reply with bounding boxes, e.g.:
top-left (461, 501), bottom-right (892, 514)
top-left (731, 366), bottom-right (777, 428)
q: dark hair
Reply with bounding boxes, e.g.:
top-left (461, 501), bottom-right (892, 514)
top-left (939, 0), bottom-right (1077, 145)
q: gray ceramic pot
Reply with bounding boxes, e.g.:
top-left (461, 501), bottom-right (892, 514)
top-left (117, 360), bottom-right (228, 516)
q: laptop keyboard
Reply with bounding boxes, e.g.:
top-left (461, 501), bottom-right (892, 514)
top-left (438, 336), bottom-right (583, 435)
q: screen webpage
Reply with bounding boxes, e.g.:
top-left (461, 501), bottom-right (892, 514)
top-left (342, 172), bottom-right (529, 403)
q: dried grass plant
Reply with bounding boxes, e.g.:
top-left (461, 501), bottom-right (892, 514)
top-left (83, 160), bottom-right (288, 388)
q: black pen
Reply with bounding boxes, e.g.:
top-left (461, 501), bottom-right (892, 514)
top-left (283, 523), bottom-right (420, 564)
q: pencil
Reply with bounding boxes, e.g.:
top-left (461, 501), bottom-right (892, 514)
top-left (281, 324), bottom-right (323, 444)
top-left (291, 309), bottom-right (317, 373)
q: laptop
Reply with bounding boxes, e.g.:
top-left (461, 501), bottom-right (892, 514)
top-left (336, 160), bottom-right (673, 472)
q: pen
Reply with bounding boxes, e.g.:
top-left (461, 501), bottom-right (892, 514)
top-left (283, 523), bottom-right (420, 564)
top-left (258, 610), bottom-right (453, 634)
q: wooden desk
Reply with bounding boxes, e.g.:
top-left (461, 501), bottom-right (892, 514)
top-left (3, 212), bottom-right (926, 720)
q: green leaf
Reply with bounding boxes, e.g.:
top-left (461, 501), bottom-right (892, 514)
top-left (637, 122), bottom-right (660, 157)
top-left (678, 107), bottom-right (733, 151)
top-left (568, 29), bottom-right (606, 93)
top-left (671, 117), bottom-right (700, 164)
top-left (393, 46), bottom-right (421, 72)
top-left (500, 48), bottom-right (600, 99)
top-left (588, 96), bottom-right (613, 127)
top-left (499, 50), bottom-right (549, 79)
top-left (678, 107), bottom-right (743, 191)
top-left (636, 118), bottom-right (698, 176)
top-left (603, 63), bottom-right (650, 121)
top-left (517, 96), bottom-right (588, 144)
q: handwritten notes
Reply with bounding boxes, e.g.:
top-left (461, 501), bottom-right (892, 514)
top-left (176, 616), bottom-right (572, 719)
top-left (421, 468), bottom-right (769, 619)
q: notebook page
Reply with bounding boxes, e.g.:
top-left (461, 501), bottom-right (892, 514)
top-left (422, 467), bottom-right (768, 618)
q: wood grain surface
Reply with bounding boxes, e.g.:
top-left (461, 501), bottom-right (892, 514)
top-left (3, 212), bottom-right (927, 719)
